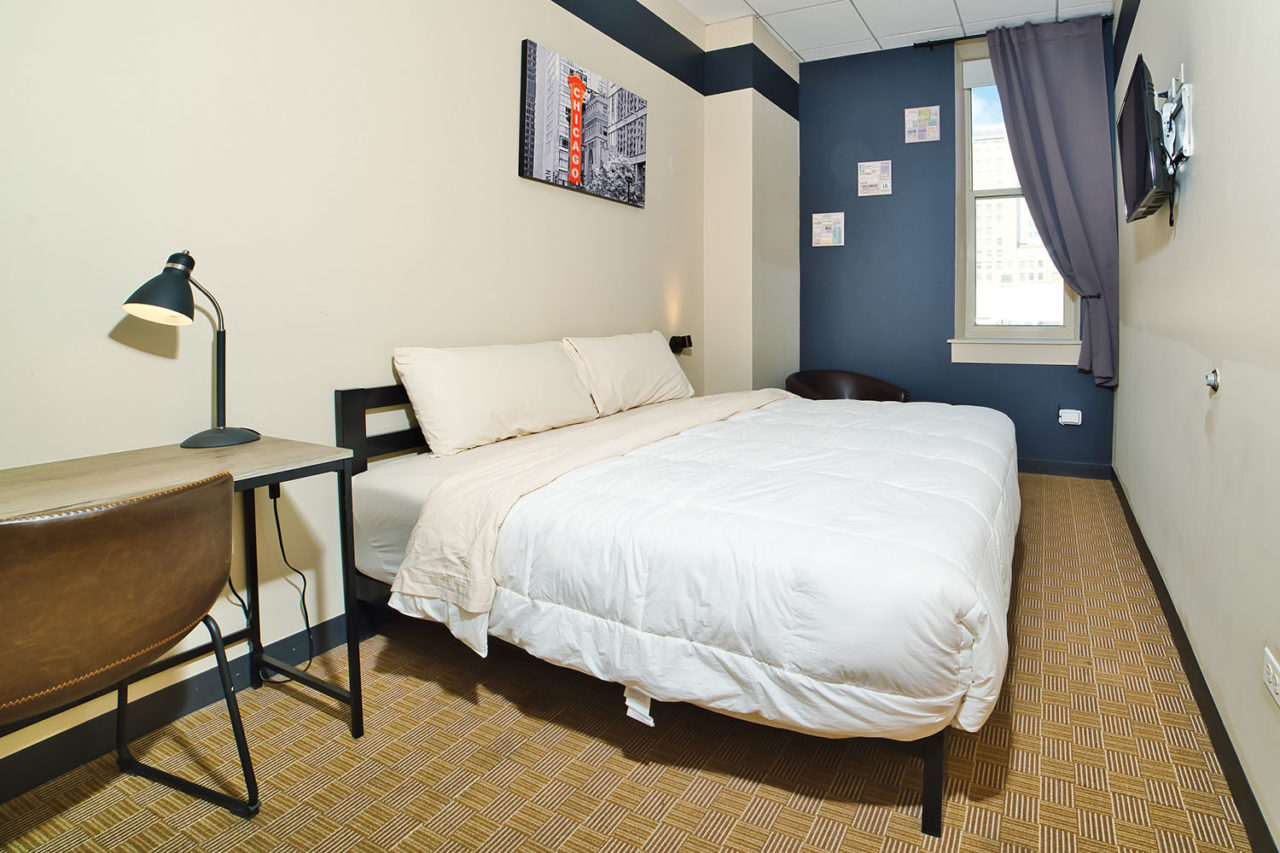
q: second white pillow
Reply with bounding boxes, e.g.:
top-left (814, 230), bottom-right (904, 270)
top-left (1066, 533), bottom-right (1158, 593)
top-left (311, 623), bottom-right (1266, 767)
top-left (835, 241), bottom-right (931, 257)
top-left (562, 330), bottom-right (694, 416)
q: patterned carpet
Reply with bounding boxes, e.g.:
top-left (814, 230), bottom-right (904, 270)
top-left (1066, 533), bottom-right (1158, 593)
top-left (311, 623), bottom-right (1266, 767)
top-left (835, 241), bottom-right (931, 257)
top-left (0, 475), bottom-right (1254, 851)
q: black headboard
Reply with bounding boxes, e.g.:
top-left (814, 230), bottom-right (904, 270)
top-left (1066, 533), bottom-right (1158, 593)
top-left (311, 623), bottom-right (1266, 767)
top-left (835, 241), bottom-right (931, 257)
top-left (334, 384), bottom-right (428, 474)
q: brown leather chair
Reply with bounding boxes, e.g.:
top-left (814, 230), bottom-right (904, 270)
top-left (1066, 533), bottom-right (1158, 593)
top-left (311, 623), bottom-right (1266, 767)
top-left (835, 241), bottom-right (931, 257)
top-left (786, 369), bottom-right (910, 402)
top-left (0, 472), bottom-right (259, 817)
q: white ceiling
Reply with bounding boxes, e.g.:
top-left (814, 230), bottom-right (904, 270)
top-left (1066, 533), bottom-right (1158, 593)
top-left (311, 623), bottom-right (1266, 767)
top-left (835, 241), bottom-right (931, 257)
top-left (675, 0), bottom-right (1113, 62)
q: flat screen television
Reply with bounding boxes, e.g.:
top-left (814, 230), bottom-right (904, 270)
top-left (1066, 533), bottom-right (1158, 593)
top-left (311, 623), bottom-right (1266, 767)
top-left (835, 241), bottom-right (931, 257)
top-left (1117, 54), bottom-right (1173, 222)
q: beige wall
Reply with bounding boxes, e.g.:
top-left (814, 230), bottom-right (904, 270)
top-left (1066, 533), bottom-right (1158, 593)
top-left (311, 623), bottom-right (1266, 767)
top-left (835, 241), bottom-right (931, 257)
top-left (752, 91), bottom-right (800, 390)
top-left (704, 17), bottom-right (801, 81)
top-left (1112, 0), bottom-right (1280, 840)
top-left (0, 0), bottom-right (708, 757)
top-left (703, 90), bottom-right (756, 394)
top-left (702, 22), bottom-right (800, 394)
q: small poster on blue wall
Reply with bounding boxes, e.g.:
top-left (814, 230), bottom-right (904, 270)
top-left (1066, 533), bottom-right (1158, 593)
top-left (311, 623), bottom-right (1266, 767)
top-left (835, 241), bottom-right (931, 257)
top-left (857, 161), bottom-right (893, 196)
top-left (905, 105), bottom-right (941, 143)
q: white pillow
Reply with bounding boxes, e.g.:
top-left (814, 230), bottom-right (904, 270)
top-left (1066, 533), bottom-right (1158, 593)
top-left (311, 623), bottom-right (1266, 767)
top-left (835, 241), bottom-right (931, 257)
top-left (393, 342), bottom-right (598, 456)
top-left (562, 331), bottom-right (695, 416)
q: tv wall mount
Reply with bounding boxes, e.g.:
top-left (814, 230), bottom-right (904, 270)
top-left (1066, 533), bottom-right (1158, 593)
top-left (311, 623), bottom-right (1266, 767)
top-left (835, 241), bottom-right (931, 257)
top-left (1160, 65), bottom-right (1193, 173)
top-left (1158, 65), bottom-right (1193, 225)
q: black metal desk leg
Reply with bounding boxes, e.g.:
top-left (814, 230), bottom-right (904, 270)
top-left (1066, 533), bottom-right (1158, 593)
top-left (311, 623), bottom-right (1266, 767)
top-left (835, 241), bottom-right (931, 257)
top-left (337, 461), bottom-right (364, 738)
top-left (921, 728), bottom-right (946, 837)
top-left (241, 487), bottom-right (263, 689)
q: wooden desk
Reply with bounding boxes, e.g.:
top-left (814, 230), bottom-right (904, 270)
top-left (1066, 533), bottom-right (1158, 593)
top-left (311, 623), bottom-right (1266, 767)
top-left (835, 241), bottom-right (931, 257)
top-left (0, 437), bottom-right (364, 738)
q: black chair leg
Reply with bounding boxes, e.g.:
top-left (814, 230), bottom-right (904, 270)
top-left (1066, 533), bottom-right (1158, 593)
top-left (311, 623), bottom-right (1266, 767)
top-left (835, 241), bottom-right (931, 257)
top-left (115, 615), bottom-right (260, 818)
top-left (920, 728), bottom-right (946, 837)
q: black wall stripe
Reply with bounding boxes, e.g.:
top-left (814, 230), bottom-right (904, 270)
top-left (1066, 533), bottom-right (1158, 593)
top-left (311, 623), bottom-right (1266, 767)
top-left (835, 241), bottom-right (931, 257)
top-left (705, 44), bottom-right (800, 120)
top-left (547, 0), bottom-right (705, 92)
top-left (547, 0), bottom-right (798, 121)
top-left (751, 46), bottom-right (800, 120)
top-left (1111, 474), bottom-right (1278, 853)
top-left (1112, 0), bottom-right (1142, 68)
top-left (704, 43), bottom-right (755, 96)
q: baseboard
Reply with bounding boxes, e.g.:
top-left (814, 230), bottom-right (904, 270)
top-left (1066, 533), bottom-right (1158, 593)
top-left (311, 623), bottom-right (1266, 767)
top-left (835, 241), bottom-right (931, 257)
top-left (1111, 471), bottom-right (1278, 853)
top-left (1018, 458), bottom-right (1112, 479)
top-left (0, 614), bottom-right (355, 805)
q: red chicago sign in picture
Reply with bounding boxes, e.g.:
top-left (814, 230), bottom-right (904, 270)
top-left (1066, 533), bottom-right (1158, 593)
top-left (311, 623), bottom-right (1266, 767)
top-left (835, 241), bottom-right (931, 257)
top-left (568, 74), bottom-right (585, 185)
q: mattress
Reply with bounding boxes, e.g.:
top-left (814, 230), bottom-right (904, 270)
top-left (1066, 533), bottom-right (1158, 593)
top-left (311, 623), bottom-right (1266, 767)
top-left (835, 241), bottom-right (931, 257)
top-left (357, 396), bottom-right (1019, 740)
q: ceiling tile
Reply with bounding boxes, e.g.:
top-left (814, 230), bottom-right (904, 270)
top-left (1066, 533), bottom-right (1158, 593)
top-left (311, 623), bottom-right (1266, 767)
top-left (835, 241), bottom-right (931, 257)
top-left (757, 18), bottom-right (795, 53)
top-left (963, 9), bottom-right (1057, 36)
top-left (748, 0), bottom-right (833, 15)
top-left (851, 0), bottom-right (960, 37)
top-left (955, 0), bottom-right (1053, 24)
top-left (673, 0), bottom-right (756, 24)
top-left (680, 0), bottom-right (1114, 58)
top-left (764, 2), bottom-right (871, 51)
top-left (800, 38), bottom-right (880, 62)
top-left (877, 25), bottom-right (966, 50)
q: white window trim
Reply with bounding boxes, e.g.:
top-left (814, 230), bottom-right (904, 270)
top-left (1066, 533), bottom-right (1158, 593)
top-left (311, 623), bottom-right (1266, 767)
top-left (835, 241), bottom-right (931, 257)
top-left (948, 337), bottom-right (1081, 365)
top-left (952, 39), bottom-right (1080, 366)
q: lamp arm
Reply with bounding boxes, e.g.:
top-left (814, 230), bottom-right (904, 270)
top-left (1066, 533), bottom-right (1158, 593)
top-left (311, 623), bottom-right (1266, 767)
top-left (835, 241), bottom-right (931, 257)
top-left (189, 276), bottom-right (227, 428)
top-left (188, 276), bottom-right (225, 331)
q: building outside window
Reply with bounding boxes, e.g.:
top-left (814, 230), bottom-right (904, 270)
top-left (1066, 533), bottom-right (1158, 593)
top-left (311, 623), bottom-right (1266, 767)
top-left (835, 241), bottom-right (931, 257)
top-left (952, 40), bottom-right (1080, 365)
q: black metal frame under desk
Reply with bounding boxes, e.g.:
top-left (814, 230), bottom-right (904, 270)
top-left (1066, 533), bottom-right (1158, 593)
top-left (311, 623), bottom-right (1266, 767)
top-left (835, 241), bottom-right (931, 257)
top-left (234, 452), bottom-right (364, 738)
top-left (0, 436), bottom-right (365, 741)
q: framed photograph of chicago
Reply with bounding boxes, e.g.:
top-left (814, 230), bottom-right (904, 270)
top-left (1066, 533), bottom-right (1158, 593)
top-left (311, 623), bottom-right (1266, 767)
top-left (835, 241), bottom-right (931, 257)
top-left (518, 39), bottom-right (647, 208)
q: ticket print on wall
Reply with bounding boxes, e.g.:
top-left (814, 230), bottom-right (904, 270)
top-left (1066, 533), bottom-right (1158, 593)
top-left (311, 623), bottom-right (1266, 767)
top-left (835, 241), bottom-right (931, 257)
top-left (518, 39), bottom-right (647, 208)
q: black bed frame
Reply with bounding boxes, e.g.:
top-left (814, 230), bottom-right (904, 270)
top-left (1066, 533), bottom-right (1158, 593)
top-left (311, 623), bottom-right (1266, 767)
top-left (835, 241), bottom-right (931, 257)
top-left (333, 383), bottom-right (947, 837)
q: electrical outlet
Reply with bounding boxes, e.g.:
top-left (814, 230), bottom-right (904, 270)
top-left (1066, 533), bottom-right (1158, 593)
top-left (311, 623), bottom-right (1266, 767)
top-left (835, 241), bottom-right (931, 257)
top-left (1264, 647), bottom-right (1280, 710)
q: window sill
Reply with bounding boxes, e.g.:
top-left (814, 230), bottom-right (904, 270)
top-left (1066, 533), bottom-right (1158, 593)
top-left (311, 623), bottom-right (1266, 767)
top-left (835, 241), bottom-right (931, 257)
top-left (948, 338), bottom-right (1081, 365)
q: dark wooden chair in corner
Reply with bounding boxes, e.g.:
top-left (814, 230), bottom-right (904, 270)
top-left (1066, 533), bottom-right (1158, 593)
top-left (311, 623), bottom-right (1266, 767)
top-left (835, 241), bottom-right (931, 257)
top-left (0, 472), bottom-right (260, 818)
top-left (786, 369), bottom-right (911, 402)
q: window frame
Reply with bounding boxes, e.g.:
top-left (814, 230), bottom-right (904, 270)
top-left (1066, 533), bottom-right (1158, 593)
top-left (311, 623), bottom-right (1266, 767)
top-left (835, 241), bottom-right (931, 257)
top-left (951, 39), bottom-right (1081, 365)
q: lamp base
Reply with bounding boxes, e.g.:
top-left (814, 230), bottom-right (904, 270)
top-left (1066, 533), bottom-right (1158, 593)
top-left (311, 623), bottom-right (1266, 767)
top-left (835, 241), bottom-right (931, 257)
top-left (180, 427), bottom-right (261, 449)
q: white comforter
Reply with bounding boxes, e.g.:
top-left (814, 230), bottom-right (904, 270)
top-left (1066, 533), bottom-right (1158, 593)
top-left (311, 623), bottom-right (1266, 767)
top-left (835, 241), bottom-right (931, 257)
top-left (392, 396), bottom-right (1019, 740)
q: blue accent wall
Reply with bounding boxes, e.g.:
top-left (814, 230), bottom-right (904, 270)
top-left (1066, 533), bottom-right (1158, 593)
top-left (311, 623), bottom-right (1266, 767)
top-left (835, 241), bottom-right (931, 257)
top-left (799, 45), bottom-right (1115, 474)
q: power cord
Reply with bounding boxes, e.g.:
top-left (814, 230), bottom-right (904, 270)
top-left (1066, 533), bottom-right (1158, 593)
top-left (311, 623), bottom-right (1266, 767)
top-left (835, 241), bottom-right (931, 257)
top-left (224, 484), bottom-right (315, 683)
top-left (270, 488), bottom-right (314, 677)
top-left (227, 577), bottom-right (249, 621)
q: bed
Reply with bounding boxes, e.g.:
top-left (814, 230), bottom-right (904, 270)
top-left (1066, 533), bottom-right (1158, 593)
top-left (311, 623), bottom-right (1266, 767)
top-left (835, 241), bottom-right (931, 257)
top-left (335, 338), bottom-right (1019, 837)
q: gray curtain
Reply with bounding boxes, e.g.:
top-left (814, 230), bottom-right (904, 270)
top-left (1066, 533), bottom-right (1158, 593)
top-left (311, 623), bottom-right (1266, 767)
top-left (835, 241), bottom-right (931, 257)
top-left (987, 17), bottom-right (1119, 387)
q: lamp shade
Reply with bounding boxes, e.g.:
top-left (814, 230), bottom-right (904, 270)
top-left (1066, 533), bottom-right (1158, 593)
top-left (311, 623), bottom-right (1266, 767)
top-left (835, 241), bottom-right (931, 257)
top-left (123, 252), bottom-right (197, 326)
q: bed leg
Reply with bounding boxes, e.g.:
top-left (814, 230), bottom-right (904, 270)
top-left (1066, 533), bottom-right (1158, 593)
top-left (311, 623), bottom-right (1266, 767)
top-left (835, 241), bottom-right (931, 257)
top-left (921, 728), bottom-right (946, 837)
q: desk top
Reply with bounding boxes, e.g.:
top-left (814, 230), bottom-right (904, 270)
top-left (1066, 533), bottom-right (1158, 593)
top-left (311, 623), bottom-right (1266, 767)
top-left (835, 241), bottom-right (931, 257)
top-left (0, 437), bottom-right (353, 518)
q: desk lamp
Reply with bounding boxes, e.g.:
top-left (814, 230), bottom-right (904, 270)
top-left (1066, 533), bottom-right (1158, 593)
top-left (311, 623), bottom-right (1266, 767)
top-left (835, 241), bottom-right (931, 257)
top-left (123, 251), bottom-right (260, 448)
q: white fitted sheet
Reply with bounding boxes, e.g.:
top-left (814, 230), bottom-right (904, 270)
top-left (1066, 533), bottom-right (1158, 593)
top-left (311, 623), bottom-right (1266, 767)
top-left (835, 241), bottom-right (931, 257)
top-left (352, 454), bottom-right (456, 585)
top-left (351, 435), bottom-right (546, 584)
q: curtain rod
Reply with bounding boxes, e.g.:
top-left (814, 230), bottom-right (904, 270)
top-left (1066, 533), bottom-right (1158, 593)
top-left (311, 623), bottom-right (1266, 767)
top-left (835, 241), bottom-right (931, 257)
top-left (912, 14), bottom-right (1112, 50)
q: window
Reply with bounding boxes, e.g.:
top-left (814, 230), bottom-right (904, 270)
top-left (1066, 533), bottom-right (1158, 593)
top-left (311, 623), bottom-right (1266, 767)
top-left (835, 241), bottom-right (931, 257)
top-left (951, 40), bottom-right (1080, 365)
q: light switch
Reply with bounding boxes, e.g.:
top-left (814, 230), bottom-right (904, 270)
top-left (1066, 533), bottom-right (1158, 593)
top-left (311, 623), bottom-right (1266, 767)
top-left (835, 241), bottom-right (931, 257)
top-left (1058, 408), bottom-right (1083, 426)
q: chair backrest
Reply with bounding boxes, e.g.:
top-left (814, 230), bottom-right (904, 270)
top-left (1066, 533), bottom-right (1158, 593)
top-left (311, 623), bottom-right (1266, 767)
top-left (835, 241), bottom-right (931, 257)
top-left (0, 473), bottom-right (233, 726)
top-left (785, 369), bottom-right (910, 403)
